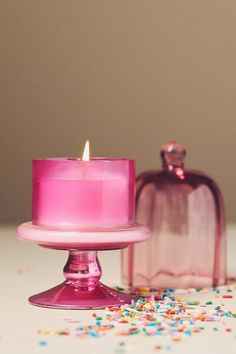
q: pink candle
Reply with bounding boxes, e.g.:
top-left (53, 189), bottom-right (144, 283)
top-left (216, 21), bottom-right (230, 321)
top-left (32, 157), bottom-right (135, 229)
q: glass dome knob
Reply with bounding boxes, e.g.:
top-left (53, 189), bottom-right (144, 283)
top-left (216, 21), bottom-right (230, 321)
top-left (160, 141), bottom-right (186, 169)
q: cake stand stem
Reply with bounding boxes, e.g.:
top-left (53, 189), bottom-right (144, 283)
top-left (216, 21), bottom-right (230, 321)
top-left (63, 250), bottom-right (102, 291)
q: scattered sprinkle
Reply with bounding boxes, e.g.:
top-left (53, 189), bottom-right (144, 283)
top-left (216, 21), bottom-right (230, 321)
top-left (38, 340), bottom-right (47, 346)
top-left (37, 283), bottom-right (236, 350)
top-left (155, 345), bottom-right (162, 350)
top-left (187, 301), bottom-right (200, 306)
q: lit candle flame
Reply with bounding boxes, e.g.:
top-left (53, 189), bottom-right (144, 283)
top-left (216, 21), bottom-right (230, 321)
top-left (82, 140), bottom-right (90, 161)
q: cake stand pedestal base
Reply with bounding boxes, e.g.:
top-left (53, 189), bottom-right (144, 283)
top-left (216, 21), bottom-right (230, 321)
top-left (29, 282), bottom-right (132, 310)
top-left (17, 222), bottom-right (149, 310)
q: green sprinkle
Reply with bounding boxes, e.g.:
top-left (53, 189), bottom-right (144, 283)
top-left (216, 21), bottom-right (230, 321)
top-left (118, 342), bottom-right (125, 347)
top-left (196, 288), bottom-right (203, 292)
top-left (213, 327), bottom-right (218, 331)
top-left (96, 316), bottom-right (103, 320)
top-left (116, 286), bottom-right (125, 291)
top-left (215, 306), bottom-right (221, 310)
top-left (206, 301), bottom-right (212, 305)
top-left (188, 301), bottom-right (199, 306)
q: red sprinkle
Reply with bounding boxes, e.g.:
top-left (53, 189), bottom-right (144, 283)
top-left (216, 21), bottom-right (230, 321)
top-left (222, 295), bottom-right (233, 299)
top-left (155, 345), bottom-right (162, 350)
top-left (119, 320), bottom-right (129, 324)
top-left (59, 331), bottom-right (70, 336)
top-left (226, 328), bottom-right (232, 332)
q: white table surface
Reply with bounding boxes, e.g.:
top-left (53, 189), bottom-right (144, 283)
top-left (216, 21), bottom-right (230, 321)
top-left (1, 224), bottom-right (236, 354)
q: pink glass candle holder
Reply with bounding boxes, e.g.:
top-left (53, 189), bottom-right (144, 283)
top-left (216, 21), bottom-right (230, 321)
top-left (122, 142), bottom-right (226, 289)
top-left (17, 157), bottom-right (150, 309)
top-left (32, 158), bottom-right (135, 228)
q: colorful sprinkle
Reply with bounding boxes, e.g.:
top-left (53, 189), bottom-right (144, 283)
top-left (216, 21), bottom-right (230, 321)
top-left (38, 340), bottom-right (48, 346)
top-left (37, 283), bottom-right (236, 349)
top-left (187, 301), bottom-right (200, 305)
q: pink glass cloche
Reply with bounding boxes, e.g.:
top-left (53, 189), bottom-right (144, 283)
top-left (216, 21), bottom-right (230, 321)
top-left (122, 142), bottom-right (226, 289)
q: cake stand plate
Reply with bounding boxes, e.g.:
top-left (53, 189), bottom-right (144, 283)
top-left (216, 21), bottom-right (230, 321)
top-left (17, 222), bottom-right (149, 309)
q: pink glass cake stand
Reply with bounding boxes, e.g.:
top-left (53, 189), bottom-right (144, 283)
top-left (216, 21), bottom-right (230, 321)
top-left (17, 222), bottom-right (149, 310)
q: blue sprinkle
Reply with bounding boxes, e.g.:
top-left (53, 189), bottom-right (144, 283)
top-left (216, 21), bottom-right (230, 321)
top-left (38, 340), bottom-right (47, 346)
top-left (90, 332), bottom-right (100, 337)
top-left (156, 331), bottom-right (163, 336)
top-left (171, 328), bottom-right (177, 332)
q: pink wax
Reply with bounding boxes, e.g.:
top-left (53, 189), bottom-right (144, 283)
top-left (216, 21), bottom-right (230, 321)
top-left (32, 158), bottom-right (135, 229)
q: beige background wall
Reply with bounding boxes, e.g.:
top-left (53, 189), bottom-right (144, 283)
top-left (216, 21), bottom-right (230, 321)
top-left (1, 1), bottom-right (236, 223)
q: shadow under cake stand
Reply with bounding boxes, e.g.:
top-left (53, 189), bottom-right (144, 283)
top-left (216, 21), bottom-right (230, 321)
top-left (17, 222), bottom-right (149, 310)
